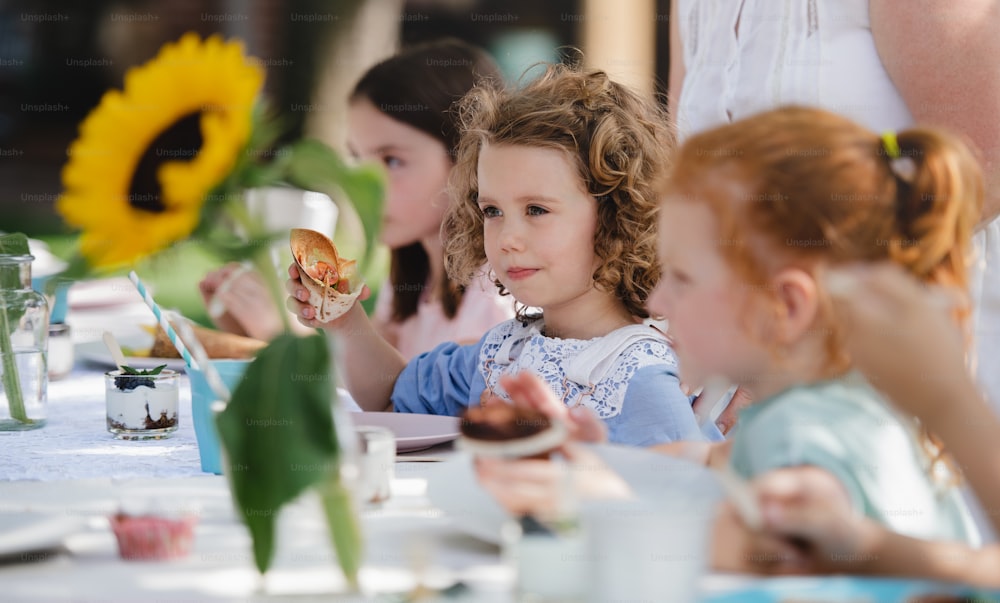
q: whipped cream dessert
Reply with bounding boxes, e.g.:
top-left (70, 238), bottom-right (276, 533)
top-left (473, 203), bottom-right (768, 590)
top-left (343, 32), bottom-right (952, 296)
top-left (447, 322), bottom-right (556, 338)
top-left (106, 370), bottom-right (179, 439)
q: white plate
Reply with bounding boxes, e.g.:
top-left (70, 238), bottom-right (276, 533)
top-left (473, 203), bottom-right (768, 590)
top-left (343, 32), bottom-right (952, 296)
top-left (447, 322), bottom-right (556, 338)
top-left (76, 337), bottom-right (187, 371)
top-left (0, 513), bottom-right (86, 560)
top-left (350, 412), bottom-right (460, 453)
top-left (425, 444), bottom-right (723, 544)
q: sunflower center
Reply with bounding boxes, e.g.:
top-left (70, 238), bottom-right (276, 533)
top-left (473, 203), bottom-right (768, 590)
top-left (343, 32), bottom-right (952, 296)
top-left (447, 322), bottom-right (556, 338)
top-left (128, 112), bottom-right (204, 213)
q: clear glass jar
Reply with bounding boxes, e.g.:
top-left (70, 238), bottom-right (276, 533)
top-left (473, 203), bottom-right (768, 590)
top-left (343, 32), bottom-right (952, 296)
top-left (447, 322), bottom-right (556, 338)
top-left (105, 369), bottom-right (180, 439)
top-left (0, 254), bottom-right (49, 430)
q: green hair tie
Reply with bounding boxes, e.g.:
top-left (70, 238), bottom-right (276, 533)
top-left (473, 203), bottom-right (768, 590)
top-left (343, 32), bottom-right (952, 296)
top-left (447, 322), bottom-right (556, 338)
top-left (881, 131), bottom-right (901, 159)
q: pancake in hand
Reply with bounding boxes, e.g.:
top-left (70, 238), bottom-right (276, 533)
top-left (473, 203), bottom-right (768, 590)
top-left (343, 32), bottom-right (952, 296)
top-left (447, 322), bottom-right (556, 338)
top-left (458, 403), bottom-right (568, 459)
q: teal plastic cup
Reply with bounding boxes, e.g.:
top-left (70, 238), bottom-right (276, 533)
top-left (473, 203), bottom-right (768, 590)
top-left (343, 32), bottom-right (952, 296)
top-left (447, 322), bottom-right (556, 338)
top-left (188, 359), bottom-right (250, 474)
top-left (31, 274), bottom-right (70, 323)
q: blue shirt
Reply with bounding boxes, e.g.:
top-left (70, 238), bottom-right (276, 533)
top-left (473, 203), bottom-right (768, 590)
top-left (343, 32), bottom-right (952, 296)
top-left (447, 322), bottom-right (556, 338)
top-left (391, 319), bottom-right (719, 447)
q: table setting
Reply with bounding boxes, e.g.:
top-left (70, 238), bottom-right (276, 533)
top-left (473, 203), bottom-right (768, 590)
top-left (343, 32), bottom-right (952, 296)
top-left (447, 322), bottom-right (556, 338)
top-left (3, 32), bottom-right (997, 603)
top-left (3, 245), bottom-right (994, 600)
top-left (2, 347), bottom-right (991, 601)
top-left (0, 287), bottom-right (993, 600)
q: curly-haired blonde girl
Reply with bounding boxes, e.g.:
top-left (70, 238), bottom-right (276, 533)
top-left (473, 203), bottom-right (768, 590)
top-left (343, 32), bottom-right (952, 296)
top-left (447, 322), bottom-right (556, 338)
top-left (444, 62), bottom-right (673, 320)
top-left (288, 61), bottom-right (718, 448)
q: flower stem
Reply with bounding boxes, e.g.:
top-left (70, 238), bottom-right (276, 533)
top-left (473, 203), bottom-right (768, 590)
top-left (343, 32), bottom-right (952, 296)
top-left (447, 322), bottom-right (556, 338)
top-left (225, 195), bottom-right (292, 334)
top-left (0, 300), bottom-right (30, 424)
top-left (250, 246), bottom-right (291, 334)
top-left (318, 471), bottom-right (362, 591)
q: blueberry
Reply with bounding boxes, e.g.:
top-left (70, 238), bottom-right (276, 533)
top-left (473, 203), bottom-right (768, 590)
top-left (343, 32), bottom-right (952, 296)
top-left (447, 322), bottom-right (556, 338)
top-left (114, 376), bottom-right (155, 391)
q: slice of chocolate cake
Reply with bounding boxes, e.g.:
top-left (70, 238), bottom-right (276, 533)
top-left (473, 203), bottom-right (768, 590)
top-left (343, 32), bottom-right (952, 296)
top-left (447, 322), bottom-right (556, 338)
top-left (459, 403), bottom-right (568, 459)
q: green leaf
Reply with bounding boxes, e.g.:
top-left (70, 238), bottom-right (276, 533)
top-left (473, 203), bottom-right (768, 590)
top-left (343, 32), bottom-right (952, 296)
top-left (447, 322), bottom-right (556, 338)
top-left (215, 332), bottom-right (340, 574)
top-left (0, 233), bottom-right (31, 291)
top-left (120, 364), bottom-right (167, 376)
top-left (0, 233), bottom-right (30, 256)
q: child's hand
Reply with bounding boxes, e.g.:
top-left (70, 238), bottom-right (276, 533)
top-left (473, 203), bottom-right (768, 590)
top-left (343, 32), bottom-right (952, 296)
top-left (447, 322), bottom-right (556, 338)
top-left (499, 372), bottom-right (607, 443)
top-left (712, 466), bottom-right (863, 575)
top-left (720, 467), bottom-right (869, 575)
top-left (200, 263), bottom-right (283, 340)
top-left (474, 443), bottom-right (631, 517)
top-left (823, 263), bottom-right (969, 423)
top-left (285, 263), bottom-right (370, 329)
top-left (711, 497), bottom-right (811, 574)
top-left (692, 385), bottom-right (753, 435)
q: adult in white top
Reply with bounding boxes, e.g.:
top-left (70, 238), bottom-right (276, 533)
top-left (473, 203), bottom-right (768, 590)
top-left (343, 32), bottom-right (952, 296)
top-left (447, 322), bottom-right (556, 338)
top-left (669, 0), bottom-right (1000, 419)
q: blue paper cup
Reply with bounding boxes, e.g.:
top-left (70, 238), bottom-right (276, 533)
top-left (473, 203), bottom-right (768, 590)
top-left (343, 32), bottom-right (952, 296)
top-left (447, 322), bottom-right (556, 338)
top-left (188, 359), bottom-right (250, 474)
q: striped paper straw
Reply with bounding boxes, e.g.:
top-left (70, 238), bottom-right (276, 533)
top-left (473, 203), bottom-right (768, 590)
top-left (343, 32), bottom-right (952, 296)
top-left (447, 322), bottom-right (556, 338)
top-left (127, 271), bottom-right (195, 369)
top-left (167, 310), bottom-right (232, 404)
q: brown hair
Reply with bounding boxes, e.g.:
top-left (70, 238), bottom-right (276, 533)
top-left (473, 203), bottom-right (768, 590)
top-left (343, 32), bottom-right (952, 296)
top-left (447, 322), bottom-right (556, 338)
top-left (443, 62), bottom-right (675, 319)
top-left (664, 105), bottom-right (983, 478)
top-left (351, 38), bottom-right (502, 322)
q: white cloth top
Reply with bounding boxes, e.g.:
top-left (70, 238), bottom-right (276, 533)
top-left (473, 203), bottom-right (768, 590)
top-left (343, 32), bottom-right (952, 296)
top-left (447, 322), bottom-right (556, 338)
top-left (676, 0), bottom-right (912, 141)
top-left (480, 319), bottom-right (674, 419)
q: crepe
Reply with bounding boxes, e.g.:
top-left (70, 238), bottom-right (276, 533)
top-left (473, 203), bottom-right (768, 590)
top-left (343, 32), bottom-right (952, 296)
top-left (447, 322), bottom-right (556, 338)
top-left (289, 228), bottom-right (364, 322)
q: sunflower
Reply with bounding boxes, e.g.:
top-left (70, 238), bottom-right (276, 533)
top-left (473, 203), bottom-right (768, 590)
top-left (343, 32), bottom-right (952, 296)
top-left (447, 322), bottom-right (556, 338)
top-left (57, 33), bottom-right (264, 268)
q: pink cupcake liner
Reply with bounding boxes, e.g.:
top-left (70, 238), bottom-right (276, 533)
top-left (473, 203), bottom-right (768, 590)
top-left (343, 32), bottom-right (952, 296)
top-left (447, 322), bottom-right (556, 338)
top-left (109, 514), bottom-right (197, 561)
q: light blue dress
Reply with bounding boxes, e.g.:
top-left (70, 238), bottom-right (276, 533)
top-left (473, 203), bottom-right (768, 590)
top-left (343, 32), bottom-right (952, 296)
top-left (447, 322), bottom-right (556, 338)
top-left (392, 318), bottom-right (722, 447)
top-left (730, 373), bottom-right (979, 544)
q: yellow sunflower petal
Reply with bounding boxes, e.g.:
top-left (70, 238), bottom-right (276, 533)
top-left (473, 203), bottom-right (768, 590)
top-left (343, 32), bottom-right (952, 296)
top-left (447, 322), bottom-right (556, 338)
top-left (57, 33), bottom-right (264, 269)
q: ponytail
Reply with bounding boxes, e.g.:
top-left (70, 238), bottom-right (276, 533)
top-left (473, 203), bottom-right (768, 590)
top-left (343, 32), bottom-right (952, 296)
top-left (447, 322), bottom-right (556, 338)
top-left (880, 129), bottom-right (982, 291)
top-left (879, 130), bottom-right (982, 486)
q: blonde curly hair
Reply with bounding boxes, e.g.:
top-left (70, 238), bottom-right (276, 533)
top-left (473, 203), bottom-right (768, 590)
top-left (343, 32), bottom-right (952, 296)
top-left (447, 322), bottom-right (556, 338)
top-left (443, 63), bottom-right (674, 319)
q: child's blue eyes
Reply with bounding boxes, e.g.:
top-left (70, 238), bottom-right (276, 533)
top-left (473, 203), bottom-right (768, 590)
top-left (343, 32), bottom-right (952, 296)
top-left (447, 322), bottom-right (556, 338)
top-left (383, 156), bottom-right (402, 169)
top-left (478, 205), bottom-right (549, 218)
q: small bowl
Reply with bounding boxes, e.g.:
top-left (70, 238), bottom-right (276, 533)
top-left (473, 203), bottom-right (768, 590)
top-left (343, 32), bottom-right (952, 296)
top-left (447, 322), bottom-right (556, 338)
top-left (109, 513), bottom-right (197, 560)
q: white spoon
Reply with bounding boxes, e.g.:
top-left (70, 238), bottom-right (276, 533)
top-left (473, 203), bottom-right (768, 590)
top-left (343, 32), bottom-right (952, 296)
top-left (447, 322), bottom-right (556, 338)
top-left (102, 331), bottom-right (128, 371)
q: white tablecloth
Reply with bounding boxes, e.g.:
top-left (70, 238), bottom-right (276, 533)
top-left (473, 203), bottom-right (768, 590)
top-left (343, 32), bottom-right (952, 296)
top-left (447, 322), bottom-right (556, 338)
top-left (0, 473), bottom-right (513, 601)
top-left (1, 368), bottom-right (205, 482)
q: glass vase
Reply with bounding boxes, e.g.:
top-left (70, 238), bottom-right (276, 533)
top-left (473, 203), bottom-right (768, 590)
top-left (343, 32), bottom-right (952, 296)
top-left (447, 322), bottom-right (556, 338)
top-left (0, 254), bottom-right (50, 430)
